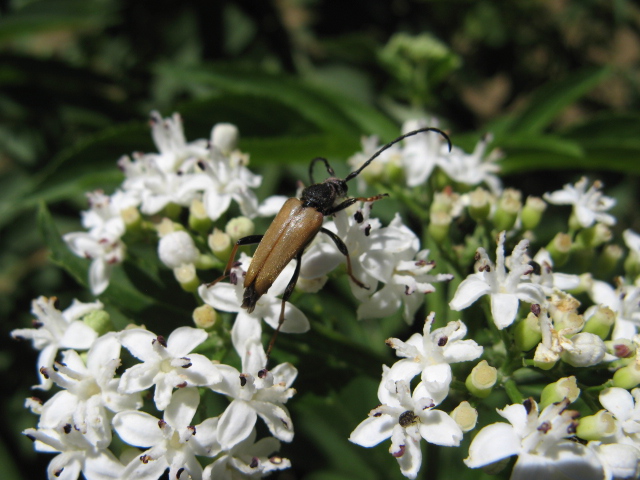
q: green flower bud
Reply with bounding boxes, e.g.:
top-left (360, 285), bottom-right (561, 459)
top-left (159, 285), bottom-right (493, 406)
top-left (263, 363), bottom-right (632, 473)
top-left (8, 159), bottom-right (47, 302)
top-left (514, 311), bottom-right (542, 351)
top-left (427, 211), bottom-right (451, 243)
top-left (547, 232), bottom-right (572, 267)
top-left (576, 410), bottom-right (616, 441)
top-left (595, 244), bottom-right (623, 279)
top-left (540, 376), bottom-right (580, 409)
top-left (624, 250), bottom-right (640, 280)
top-left (468, 187), bottom-right (492, 222)
top-left (174, 264), bottom-right (200, 293)
top-left (612, 362), bottom-right (640, 389)
top-left (225, 216), bottom-right (255, 243)
top-left (492, 188), bottom-right (522, 231)
top-left (121, 206), bottom-right (142, 232)
top-left (606, 338), bottom-right (636, 359)
top-left (583, 306), bottom-right (615, 340)
top-left (576, 223), bottom-right (612, 248)
top-left (189, 198), bottom-right (212, 234)
top-left (83, 309), bottom-right (112, 336)
top-left (162, 202), bottom-right (182, 220)
top-left (208, 228), bottom-right (232, 261)
top-left (193, 304), bottom-right (218, 330)
top-left (465, 360), bottom-right (497, 398)
top-left (450, 401), bottom-right (478, 433)
top-left (521, 196), bottom-right (546, 231)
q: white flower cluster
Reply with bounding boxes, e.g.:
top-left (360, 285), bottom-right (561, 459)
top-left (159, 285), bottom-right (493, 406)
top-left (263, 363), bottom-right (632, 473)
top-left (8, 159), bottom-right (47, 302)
top-left (14, 298), bottom-right (294, 480)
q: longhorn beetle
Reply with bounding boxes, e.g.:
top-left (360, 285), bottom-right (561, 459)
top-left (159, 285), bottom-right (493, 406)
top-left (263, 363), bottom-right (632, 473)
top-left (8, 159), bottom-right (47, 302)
top-left (208, 127), bottom-right (451, 360)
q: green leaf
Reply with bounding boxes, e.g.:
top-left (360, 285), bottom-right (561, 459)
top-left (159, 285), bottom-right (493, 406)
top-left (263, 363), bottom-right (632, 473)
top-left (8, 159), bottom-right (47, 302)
top-left (504, 67), bottom-right (612, 135)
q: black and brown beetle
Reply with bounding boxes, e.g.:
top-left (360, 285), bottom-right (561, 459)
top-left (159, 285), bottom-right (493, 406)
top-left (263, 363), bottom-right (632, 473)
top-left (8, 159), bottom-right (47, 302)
top-left (210, 127), bottom-right (451, 358)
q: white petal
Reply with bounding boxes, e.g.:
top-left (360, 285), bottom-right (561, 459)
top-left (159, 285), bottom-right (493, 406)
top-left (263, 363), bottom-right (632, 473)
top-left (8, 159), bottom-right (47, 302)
top-left (511, 443), bottom-right (603, 480)
top-left (49, 452), bottom-right (81, 480)
top-left (217, 400), bottom-right (257, 449)
top-left (490, 293), bottom-right (519, 329)
top-left (261, 301), bottom-right (310, 334)
top-left (113, 410), bottom-right (164, 448)
top-left (166, 326), bottom-right (208, 356)
top-left (59, 321), bottom-right (98, 350)
top-left (599, 387), bottom-right (634, 421)
top-left (442, 339), bottom-right (483, 363)
top-left (165, 387), bottom-right (199, 430)
top-left (349, 415), bottom-right (394, 447)
top-left (418, 409), bottom-right (463, 446)
top-left (395, 430), bottom-right (423, 479)
top-left (253, 401), bottom-right (294, 442)
top-left (119, 329), bottom-right (158, 361)
top-left (86, 334), bottom-right (121, 373)
top-left (181, 354), bottom-right (222, 386)
top-left (89, 257), bottom-right (112, 295)
top-left (198, 283), bottom-right (241, 313)
top-left (449, 275), bottom-right (491, 310)
top-left (118, 363), bottom-right (157, 394)
top-left (464, 422), bottom-right (521, 468)
top-left (82, 449), bottom-right (125, 480)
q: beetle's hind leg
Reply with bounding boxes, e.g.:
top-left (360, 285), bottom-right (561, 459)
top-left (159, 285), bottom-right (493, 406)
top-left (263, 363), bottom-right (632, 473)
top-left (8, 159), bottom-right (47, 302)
top-left (206, 234), bottom-right (263, 287)
top-left (266, 250), bottom-right (303, 364)
top-left (320, 227), bottom-right (368, 290)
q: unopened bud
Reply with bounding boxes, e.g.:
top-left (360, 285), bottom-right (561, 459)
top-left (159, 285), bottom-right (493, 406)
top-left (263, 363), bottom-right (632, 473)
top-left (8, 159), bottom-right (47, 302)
top-left (193, 304), bottom-right (218, 330)
top-left (174, 264), bottom-right (199, 293)
top-left (468, 187), bottom-right (492, 222)
top-left (595, 244), bottom-right (623, 279)
top-left (465, 360), bottom-right (497, 398)
top-left (547, 232), bottom-right (572, 267)
top-left (208, 228), bottom-right (232, 261)
top-left (428, 211), bottom-right (451, 243)
top-left (577, 223), bottom-right (612, 248)
top-left (162, 202), bottom-right (182, 220)
top-left (211, 123), bottom-right (239, 155)
top-left (189, 199), bottom-right (212, 234)
top-left (606, 339), bottom-right (635, 359)
top-left (576, 410), bottom-right (616, 441)
top-left (83, 309), bottom-right (112, 336)
top-left (583, 306), bottom-right (615, 340)
top-left (450, 401), bottom-right (478, 432)
top-left (521, 196), bottom-right (546, 231)
top-left (121, 206), bottom-right (142, 231)
top-left (158, 231), bottom-right (199, 269)
top-left (561, 332), bottom-right (607, 367)
top-left (540, 376), bottom-right (580, 409)
top-left (514, 312), bottom-right (542, 352)
top-left (612, 361), bottom-right (640, 389)
top-left (492, 188), bottom-right (522, 231)
top-left (225, 217), bottom-right (254, 243)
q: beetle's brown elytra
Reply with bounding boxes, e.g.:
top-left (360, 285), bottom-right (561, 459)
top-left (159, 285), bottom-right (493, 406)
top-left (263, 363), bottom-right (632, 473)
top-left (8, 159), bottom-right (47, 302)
top-left (207, 127), bottom-right (452, 364)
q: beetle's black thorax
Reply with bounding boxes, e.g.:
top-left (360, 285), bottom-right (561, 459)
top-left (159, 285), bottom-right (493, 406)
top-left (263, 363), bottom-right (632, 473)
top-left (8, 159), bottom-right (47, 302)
top-left (300, 177), bottom-right (348, 215)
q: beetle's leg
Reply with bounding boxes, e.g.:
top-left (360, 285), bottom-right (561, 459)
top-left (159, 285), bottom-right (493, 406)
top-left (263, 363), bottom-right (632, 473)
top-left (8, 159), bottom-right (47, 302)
top-left (319, 227), bottom-right (368, 290)
top-left (265, 250), bottom-right (303, 362)
top-left (308, 157), bottom-right (336, 185)
top-left (326, 193), bottom-right (388, 215)
top-left (206, 235), bottom-right (263, 287)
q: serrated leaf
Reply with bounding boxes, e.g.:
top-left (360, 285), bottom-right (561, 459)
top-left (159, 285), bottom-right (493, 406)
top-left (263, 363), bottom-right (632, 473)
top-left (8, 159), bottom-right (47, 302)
top-left (505, 67), bottom-right (611, 135)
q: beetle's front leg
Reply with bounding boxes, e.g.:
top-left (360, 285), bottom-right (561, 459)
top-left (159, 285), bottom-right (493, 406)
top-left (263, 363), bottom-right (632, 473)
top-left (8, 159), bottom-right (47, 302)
top-left (206, 234), bottom-right (264, 287)
top-left (326, 193), bottom-right (388, 215)
top-left (320, 227), bottom-right (368, 290)
top-left (265, 250), bottom-right (303, 363)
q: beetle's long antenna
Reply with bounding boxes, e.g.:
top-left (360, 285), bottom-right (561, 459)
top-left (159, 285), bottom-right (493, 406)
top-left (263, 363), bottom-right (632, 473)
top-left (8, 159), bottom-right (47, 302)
top-left (344, 127), bottom-right (451, 183)
top-left (309, 157), bottom-right (336, 185)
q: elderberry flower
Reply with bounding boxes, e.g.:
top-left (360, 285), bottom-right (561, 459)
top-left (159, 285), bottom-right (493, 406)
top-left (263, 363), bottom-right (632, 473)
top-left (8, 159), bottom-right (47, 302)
top-left (598, 387), bottom-right (640, 446)
top-left (543, 177), bottom-right (616, 228)
top-left (385, 313), bottom-right (482, 402)
top-left (38, 333), bottom-right (141, 449)
top-left (590, 279), bottom-right (640, 340)
top-left (118, 326), bottom-right (221, 411)
top-left (114, 387), bottom-right (219, 480)
top-left (11, 296), bottom-right (101, 390)
top-left (349, 370), bottom-right (463, 479)
top-left (465, 398), bottom-right (603, 480)
top-left (449, 231), bottom-right (545, 329)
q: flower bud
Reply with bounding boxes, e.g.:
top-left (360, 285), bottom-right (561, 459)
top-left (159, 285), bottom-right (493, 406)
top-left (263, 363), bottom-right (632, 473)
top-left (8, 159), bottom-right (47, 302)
top-left (561, 332), bottom-right (607, 367)
top-left (225, 216), bottom-right (254, 243)
top-left (521, 196), bottom-right (546, 231)
top-left (468, 187), bottom-right (492, 222)
top-left (595, 244), bottom-right (623, 279)
top-left (612, 361), bottom-right (640, 389)
top-left (189, 198), bottom-right (212, 234)
top-left (465, 360), bottom-right (497, 398)
top-left (450, 401), bottom-right (478, 432)
top-left (606, 338), bottom-right (635, 359)
top-left (193, 304), bottom-right (218, 330)
top-left (492, 188), bottom-right (521, 231)
top-left (83, 309), bottom-right (112, 336)
top-left (162, 202), bottom-right (182, 220)
top-left (211, 123), bottom-right (239, 155)
top-left (296, 275), bottom-right (328, 293)
top-left (158, 231), bottom-right (199, 269)
top-left (174, 263), bottom-right (199, 293)
top-left (576, 223), bottom-right (612, 248)
top-left (583, 305), bottom-right (615, 340)
top-left (208, 228), bottom-right (232, 261)
top-left (576, 410), bottom-right (616, 441)
top-left (427, 211), bottom-right (451, 243)
top-left (546, 232), bottom-right (572, 267)
top-left (514, 311), bottom-right (542, 351)
top-left (121, 206), bottom-right (142, 232)
top-left (540, 376), bottom-right (580, 409)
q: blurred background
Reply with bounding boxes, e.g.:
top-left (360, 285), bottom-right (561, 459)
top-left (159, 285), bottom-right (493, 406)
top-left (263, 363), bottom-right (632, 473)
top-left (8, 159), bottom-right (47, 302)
top-left (1, 0), bottom-right (639, 478)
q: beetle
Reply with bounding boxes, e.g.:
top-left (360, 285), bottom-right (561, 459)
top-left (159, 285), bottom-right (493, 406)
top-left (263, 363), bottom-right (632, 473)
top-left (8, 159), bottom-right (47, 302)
top-left (209, 127), bottom-right (451, 358)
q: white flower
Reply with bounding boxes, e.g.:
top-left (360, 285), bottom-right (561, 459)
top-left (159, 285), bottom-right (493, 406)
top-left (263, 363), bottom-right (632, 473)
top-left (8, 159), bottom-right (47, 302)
top-left (157, 230), bottom-right (200, 269)
top-left (588, 441), bottom-right (640, 480)
top-left (590, 280), bottom-right (640, 340)
top-left (465, 398), bottom-right (603, 480)
top-left (385, 313), bottom-right (483, 402)
top-left (401, 118), bottom-right (448, 187)
top-left (38, 334), bottom-right (142, 449)
top-left (11, 297), bottom-right (101, 390)
top-left (114, 387), bottom-right (218, 480)
top-left (599, 387), bottom-right (640, 446)
top-left (449, 231), bottom-right (545, 329)
top-left (438, 133), bottom-right (502, 195)
top-left (198, 254), bottom-right (310, 360)
top-left (209, 341), bottom-right (297, 447)
top-left (80, 190), bottom-right (138, 238)
top-left (543, 177), bottom-right (616, 228)
top-left (202, 428), bottom-right (291, 480)
top-left (531, 248), bottom-right (581, 295)
top-left (118, 327), bottom-right (221, 411)
top-left (624, 229), bottom-right (640, 255)
top-left (23, 423), bottom-right (124, 480)
top-left (347, 133), bottom-right (400, 191)
top-left (349, 371), bottom-right (463, 479)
